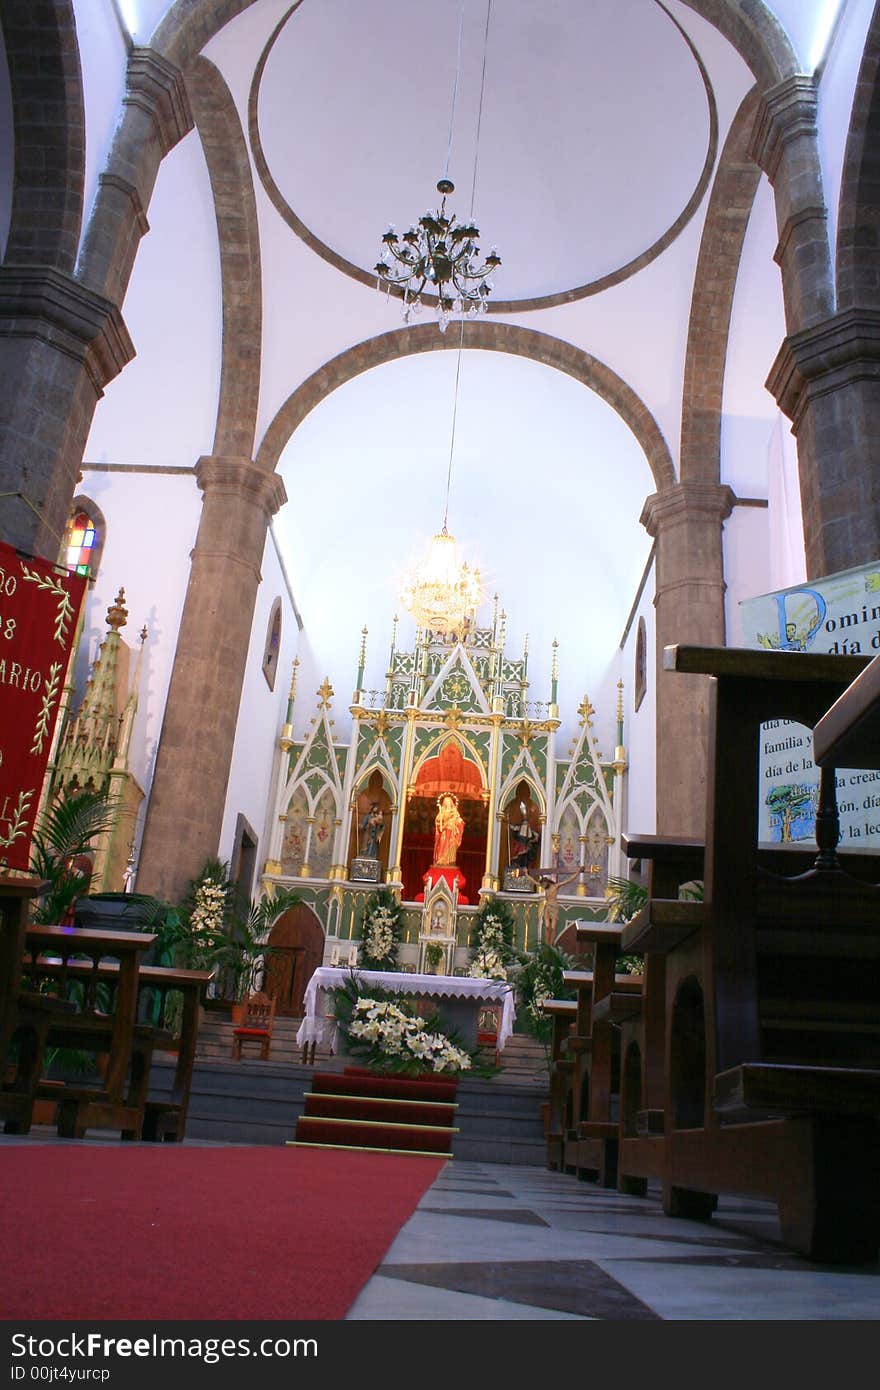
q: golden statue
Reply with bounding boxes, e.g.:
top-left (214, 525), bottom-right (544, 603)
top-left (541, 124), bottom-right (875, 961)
top-left (433, 793), bottom-right (465, 866)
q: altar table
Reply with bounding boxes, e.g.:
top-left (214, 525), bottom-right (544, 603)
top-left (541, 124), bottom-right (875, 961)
top-left (296, 967), bottom-right (516, 1056)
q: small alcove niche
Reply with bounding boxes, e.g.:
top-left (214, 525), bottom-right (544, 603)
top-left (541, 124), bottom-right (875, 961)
top-left (262, 597), bottom-right (282, 690)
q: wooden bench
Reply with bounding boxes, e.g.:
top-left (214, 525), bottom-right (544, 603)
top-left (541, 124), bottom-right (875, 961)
top-left (643, 645), bottom-right (880, 1261)
top-left (615, 836), bottom-right (705, 1194)
top-left (543, 999), bottom-right (577, 1171)
top-left (20, 934), bottom-right (210, 1141)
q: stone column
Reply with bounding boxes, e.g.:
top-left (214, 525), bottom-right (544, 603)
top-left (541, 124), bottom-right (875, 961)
top-left (0, 48), bottom-right (191, 562)
top-left (0, 268), bottom-right (133, 558)
top-left (767, 308), bottom-right (880, 577)
top-left (641, 483), bottom-right (735, 837)
top-left (751, 77), bottom-right (880, 577)
top-left (136, 457), bottom-right (287, 904)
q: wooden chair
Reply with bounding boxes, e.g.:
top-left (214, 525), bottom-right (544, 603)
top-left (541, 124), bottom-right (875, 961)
top-left (231, 991), bottom-right (276, 1060)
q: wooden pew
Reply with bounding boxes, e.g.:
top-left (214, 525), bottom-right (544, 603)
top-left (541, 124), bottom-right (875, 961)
top-left (649, 645), bottom-right (880, 1262)
top-left (22, 925), bottom-right (156, 1139)
top-left (616, 836), bottom-right (704, 1195)
top-left (564, 926), bottom-right (644, 1186)
top-left (20, 953), bottom-right (212, 1141)
top-left (543, 999), bottom-right (576, 1170)
top-left (0, 877), bottom-right (78, 1134)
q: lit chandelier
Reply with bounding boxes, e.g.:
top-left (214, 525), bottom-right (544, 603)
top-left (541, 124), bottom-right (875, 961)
top-left (375, 0), bottom-right (499, 333)
top-left (375, 179), bottom-right (500, 333)
top-left (400, 525), bottom-right (483, 638)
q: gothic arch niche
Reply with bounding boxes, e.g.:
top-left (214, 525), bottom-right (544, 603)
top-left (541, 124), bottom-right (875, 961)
top-left (348, 768), bottom-right (392, 876)
top-left (499, 779), bottom-right (543, 886)
top-left (265, 903), bottom-right (324, 1017)
top-left (403, 738), bottom-right (487, 902)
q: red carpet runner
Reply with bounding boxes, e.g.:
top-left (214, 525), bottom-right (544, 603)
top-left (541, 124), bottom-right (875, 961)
top-left (0, 1144), bottom-right (444, 1320)
top-left (293, 1068), bottom-right (459, 1155)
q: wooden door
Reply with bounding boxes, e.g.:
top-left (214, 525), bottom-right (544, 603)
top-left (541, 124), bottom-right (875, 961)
top-left (265, 905), bottom-right (325, 1016)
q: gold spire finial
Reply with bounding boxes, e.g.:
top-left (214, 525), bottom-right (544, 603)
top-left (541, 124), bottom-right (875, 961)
top-left (289, 657), bottom-right (300, 701)
top-left (616, 679), bottom-right (624, 722)
top-left (317, 677), bottom-right (334, 708)
top-left (359, 626), bottom-right (368, 665)
top-left (577, 696), bottom-right (594, 728)
top-left (551, 638), bottom-right (559, 681)
top-left (106, 588), bottom-right (127, 632)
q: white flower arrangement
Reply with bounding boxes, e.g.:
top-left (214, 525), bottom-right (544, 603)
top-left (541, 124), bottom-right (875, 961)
top-left (345, 996), bottom-right (471, 1073)
top-left (190, 880), bottom-right (227, 938)
top-left (360, 892), bottom-right (401, 969)
top-left (468, 909), bottom-right (512, 982)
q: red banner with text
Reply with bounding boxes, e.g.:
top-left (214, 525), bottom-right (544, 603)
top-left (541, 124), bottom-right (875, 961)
top-left (0, 539), bottom-right (86, 872)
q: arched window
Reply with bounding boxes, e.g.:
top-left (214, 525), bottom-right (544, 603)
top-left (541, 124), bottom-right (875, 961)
top-left (62, 500), bottom-right (104, 582)
top-left (634, 616), bottom-right (647, 712)
top-left (262, 597), bottom-right (282, 690)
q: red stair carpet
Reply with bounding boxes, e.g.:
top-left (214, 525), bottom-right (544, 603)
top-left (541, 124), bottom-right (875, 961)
top-left (0, 1144), bottom-right (444, 1320)
top-left (293, 1068), bottom-right (459, 1156)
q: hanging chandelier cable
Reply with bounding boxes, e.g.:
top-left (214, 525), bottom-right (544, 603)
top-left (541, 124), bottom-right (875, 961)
top-left (444, 2), bottom-right (465, 182)
top-left (442, 317), bottom-right (466, 534)
top-left (469, 0), bottom-right (493, 219)
top-left (375, 0), bottom-right (500, 332)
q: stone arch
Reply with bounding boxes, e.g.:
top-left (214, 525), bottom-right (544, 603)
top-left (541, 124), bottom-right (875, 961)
top-left (836, 3), bottom-right (880, 310)
top-left (1, 0), bottom-right (84, 272)
top-left (187, 56), bottom-right (262, 459)
top-left (680, 86), bottom-right (763, 483)
top-left (256, 322), bottom-right (676, 493)
top-left (149, 0), bottom-right (796, 98)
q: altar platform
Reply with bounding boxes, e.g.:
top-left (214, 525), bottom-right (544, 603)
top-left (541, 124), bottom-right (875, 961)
top-left (296, 966), bottom-right (516, 1055)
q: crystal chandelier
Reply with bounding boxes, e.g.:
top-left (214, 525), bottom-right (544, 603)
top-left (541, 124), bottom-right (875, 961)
top-left (400, 526), bottom-right (483, 638)
top-left (375, 179), bottom-right (500, 333)
top-left (375, 0), bottom-right (499, 333)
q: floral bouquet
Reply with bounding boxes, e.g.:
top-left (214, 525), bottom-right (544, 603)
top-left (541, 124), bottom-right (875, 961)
top-left (359, 887), bottom-right (402, 970)
top-left (332, 974), bottom-right (485, 1076)
top-left (468, 898), bottom-right (515, 982)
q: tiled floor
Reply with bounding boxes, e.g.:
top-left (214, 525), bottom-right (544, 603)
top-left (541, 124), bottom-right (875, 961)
top-left (345, 1160), bottom-right (880, 1320)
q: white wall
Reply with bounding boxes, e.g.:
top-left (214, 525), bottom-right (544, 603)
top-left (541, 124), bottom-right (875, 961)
top-left (84, 127), bottom-right (222, 469)
top-left (618, 558), bottom-right (657, 838)
top-left (219, 529), bottom-right (302, 889)
top-left (75, 466), bottom-right (202, 821)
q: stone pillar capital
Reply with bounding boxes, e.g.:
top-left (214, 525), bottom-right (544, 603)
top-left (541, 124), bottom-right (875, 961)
top-left (125, 48), bottom-right (193, 156)
top-left (640, 482), bottom-right (735, 537)
top-left (749, 75), bottom-right (819, 181)
top-left (195, 456), bottom-right (287, 519)
top-left (766, 307), bottom-right (880, 429)
top-left (0, 265), bottom-right (134, 394)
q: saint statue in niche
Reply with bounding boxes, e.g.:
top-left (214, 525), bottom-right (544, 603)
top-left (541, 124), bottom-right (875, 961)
top-left (433, 793), bottom-right (465, 866)
top-left (359, 803), bottom-right (385, 860)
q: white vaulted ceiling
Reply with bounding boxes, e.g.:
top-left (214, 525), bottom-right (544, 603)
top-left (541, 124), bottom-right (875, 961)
top-left (82, 0), bottom-right (856, 748)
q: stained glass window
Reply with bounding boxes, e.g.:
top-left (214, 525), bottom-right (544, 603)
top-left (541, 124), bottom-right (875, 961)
top-left (64, 508), bottom-right (97, 577)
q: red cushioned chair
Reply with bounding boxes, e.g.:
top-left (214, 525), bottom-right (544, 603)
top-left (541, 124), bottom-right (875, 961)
top-left (231, 991), bottom-right (276, 1061)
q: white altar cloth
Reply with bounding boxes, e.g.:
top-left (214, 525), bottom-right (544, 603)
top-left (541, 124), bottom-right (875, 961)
top-left (296, 967), bottom-right (516, 1052)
